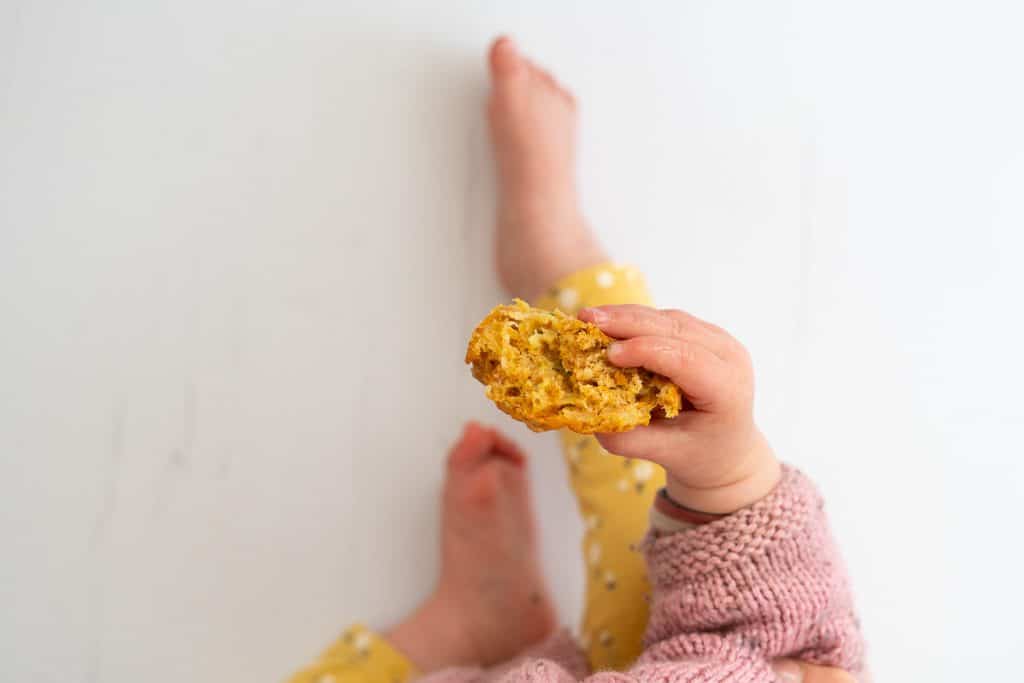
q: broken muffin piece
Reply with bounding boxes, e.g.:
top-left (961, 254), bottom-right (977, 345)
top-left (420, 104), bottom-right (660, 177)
top-left (465, 300), bottom-right (682, 433)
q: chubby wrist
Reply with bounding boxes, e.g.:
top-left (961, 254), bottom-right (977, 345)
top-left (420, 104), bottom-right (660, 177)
top-left (664, 432), bottom-right (782, 515)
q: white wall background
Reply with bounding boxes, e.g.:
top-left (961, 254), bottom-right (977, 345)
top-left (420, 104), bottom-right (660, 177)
top-left (2, 1), bottom-right (1022, 681)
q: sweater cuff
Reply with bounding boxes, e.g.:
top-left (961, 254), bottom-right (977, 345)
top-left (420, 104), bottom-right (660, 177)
top-left (640, 465), bottom-right (865, 673)
top-left (643, 465), bottom-right (817, 583)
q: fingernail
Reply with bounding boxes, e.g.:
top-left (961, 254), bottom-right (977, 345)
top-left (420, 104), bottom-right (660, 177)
top-left (581, 308), bottom-right (608, 325)
top-left (771, 660), bottom-right (803, 683)
top-left (607, 341), bottom-right (623, 360)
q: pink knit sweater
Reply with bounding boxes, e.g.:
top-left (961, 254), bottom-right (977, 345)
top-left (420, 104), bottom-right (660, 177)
top-left (419, 467), bottom-right (864, 683)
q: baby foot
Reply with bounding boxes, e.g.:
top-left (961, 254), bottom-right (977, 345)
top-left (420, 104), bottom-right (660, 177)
top-left (387, 422), bottom-right (557, 670)
top-left (487, 37), bottom-right (607, 300)
top-left (436, 422), bottom-right (557, 664)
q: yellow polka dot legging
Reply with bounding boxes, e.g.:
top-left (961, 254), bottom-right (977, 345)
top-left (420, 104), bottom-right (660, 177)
top-left (289, 264), bottom-right (662, 683)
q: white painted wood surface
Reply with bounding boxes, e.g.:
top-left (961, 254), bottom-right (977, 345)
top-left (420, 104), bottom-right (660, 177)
top-left (2, 2), bottom-right (1022, 681)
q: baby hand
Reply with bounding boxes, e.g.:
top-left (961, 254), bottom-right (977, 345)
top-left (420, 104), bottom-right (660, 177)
top-left (578, 305), bottom-right (781, 514)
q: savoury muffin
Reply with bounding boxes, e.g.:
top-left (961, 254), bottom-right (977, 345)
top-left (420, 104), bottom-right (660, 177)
top-left (466, 300), bottom-right (681, 433)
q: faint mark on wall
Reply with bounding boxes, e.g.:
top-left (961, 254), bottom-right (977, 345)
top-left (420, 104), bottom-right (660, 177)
top-left (149, 380), bottom-right (198, 520)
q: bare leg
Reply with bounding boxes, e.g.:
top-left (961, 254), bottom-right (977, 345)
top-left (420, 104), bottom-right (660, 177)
top-left (386, 423), bottom-right (556, 671)
top-left (487, 37), bottom-right (607, 300)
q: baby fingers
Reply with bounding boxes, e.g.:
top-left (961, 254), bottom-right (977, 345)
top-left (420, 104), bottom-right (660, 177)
top-left (607, 335), bottom-right (729, 410)
top-left (596, 418), bottom-right (694, 464)
top-left (579, 305), bottom-right (742, 362)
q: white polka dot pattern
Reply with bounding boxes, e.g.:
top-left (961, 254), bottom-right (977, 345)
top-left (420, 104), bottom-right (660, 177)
top-left (558, 288), bottom-right (579, 311)
top-left (535, 263), bottom-right (660, 671)
top-left (633, 461), bottom-right (655, 482)
top-left (353, 632), bottom-right (372, 652)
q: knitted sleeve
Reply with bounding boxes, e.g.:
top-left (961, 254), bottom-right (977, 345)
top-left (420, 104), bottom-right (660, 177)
top-left (491, 466), bottom-right (864, 683)
top-left (630, 465), bottom-right (866, 681)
